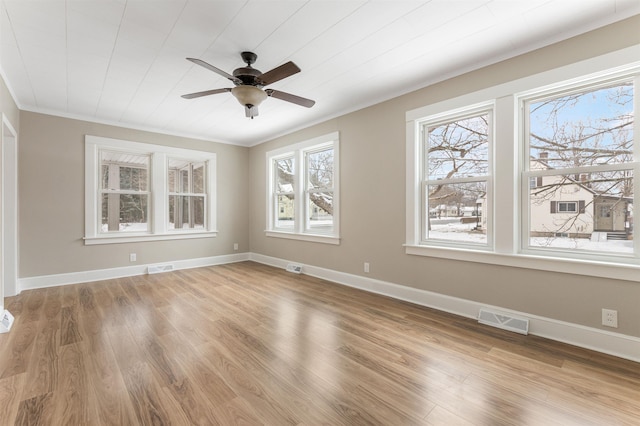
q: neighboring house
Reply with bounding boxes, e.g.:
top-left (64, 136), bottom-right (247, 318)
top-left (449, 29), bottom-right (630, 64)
top-left (278, 196), bottom-right (295, 221)
top-left (430, 204), bottom-right (459, 218)
top-left (529, 155), bottom-right (632, 239)
top-left (459, 206), bottom-right (478, 217)
top-left (277, 196), bottom-right (331, 223)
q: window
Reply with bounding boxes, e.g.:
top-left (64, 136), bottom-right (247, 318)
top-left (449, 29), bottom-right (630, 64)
top-left (266, 132), bottom-right (339, 244)
top-left (551, 201), bottom-right (580, 213)
top-left (523, 79), bottom-right (635, 256)
top-left (420, 106), bottom-right (493, 248)
top-left (274, 155), bottom-right (295, 229)
top-left (406, 49), bottom-right (639, 281)
top-left (85, 136), bottom-right (217, 244)
top-left (168, 159), bottom-right (206, 230)
top-left (529, 177), bottom-right (543, 189)
top-left (100, 151), bottom-right (150, 232)
top-left (306, 146), bottom-right (335, 232)
top-left (558, 202), bottom-right (577, 213)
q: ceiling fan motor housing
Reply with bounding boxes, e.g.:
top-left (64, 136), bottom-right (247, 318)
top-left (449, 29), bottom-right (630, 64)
top-left (232, 66), bottom-right (262, 86)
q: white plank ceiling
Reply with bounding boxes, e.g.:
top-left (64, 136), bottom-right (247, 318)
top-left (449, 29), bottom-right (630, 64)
top-left (1, 0), bottom-right (638, 146)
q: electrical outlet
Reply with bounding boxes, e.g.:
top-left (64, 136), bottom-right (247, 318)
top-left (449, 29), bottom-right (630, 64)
top-left (602, 309), bottom-right (618, 328)
top-left (130, 253), bottom-right (137, 262)
top-left (233, 243), bottom-right (239, 251)
top-left (364, 262), bottom-right (370, 273)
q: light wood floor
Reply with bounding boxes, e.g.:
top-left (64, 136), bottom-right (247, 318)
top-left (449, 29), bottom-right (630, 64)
top-left (0, 262), bottom-right (638, 425)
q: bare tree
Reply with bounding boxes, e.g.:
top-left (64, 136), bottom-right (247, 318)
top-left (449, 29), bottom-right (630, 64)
top-left (426, 114), bottom-right (489, 235)
top-left (276, 150), bottom-right (334, 216)
top-left (527, 82), bottom-right (633, 243)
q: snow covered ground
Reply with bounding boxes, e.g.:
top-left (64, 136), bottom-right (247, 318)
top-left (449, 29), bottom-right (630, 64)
top-left (107, 219), bottom-right (632, 254)
top-left (430, 218), bottom-right (632, 253)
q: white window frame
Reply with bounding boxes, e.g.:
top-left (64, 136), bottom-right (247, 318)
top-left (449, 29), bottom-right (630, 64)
top-left (265, 132), bottom-right (340, 245)
top-left (557, 202), bottom-right (577, 213)
top-left (85, 135), bottom-right (217, 245)
top-left (419, 104), bottom-right (494, 250)
top-left (406, 46), bottom-right (640, 282)
top-left (519, 75), bottom-right (639, 263)
top-left (168, 158), bottom-right (207, 230)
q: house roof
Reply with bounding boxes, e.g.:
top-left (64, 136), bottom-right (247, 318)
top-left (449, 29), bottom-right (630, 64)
top-left (530, 157), bottom-right (633, 202)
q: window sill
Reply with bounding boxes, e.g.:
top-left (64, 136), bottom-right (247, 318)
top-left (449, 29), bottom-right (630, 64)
top-left (84, 231), bottom-right (218, 245)
top-left (404, 244), bottom-right (640, 283)
top-left (265, 230), bottom-right (340, 245)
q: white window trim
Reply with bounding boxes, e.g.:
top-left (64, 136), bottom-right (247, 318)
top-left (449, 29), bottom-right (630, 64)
top-left (406, 46), bottom-right (640, 282)
top-left (85, 135), bottom-right (217, 245)
top-left (518, 75), bottom-right (640, 262)
top-left (265, 132), bottom-right (340, 244)
top-left (418, 103), bottom-right (495, 250)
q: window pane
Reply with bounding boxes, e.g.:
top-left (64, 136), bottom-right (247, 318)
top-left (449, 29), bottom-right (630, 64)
top-left (168, 169), bottom-right (177, 193)
top-left (529, 170), bottom-right (633, 254)
top-left (307, 148), bottom-right (333, 189)
top-left (192, 163), bottom-right (205, 193)
top-left (101, 151), bottom-right (149, 191)
top-left (168, 159), bottom-right (205, 194)
top-left (168, 158), bottom-right (186, 193)
top-left (308, 191), bottom-right (333, 228)
top-left (120, 166), bottom-right (147, 191)
top-left (267, 135), bottom-right (339, 238)
top-left (558, 202), bottom-right (577, 212)
top-left (529, 83), bottom-right (633, 168)
top-left (101, 193), bottom-right (148, 232)
top-left (426, 114), bottom-right (489, 180)
top-left (101, 164), bottom-right (108, 189)
top-left (180, 170), bottom-right (189, 192)
top-left (427, 182), bottom-right (486, 244)
top-left (275, 158), bottom-right (294, 193)
top-left (169, 195), bottom-right (205, 229)
top-left (276, 194), bottom-right (294, 228)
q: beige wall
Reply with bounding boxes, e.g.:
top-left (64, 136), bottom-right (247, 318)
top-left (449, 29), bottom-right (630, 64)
top-left (19, 111), bottom-right (249, 277)
top-left (249, 16), bottom-right (640, 337)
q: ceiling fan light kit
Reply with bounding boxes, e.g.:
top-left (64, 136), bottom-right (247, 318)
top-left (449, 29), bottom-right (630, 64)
top-left (182, 51), bottom-right (315, 119)
top-left (231, 85), bottom-right (267, 118)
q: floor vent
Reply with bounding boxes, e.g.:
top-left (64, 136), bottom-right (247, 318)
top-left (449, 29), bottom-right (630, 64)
top-left (147, 264), bottom-right (175, 274)
top-left (478, 308), bottom-right (529, 335)
top-left (0, 310), bottom-right (15, 334)
top-left (286, 263), bottom-right (302, 274)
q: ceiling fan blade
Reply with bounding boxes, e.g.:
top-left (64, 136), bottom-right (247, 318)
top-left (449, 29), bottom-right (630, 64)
top-left (266, 89), bottom-right (315, 108)
top-left (181, 88), bottom-right (231, 99)
top-left (258, 61), bottom-right (301, 86)
top-left (186, 58), bottom-right (242, 84)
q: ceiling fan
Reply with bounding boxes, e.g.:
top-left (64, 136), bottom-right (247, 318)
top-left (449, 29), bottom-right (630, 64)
top-left (182, 51), bottom-right (315, 119)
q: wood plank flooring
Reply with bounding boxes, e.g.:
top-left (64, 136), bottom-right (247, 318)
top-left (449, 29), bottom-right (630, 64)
top-left (0, 261), bottom-right (638, 425)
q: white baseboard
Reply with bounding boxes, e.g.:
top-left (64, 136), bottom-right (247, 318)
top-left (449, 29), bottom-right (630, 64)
top-left (18, 253), bottom-right (250, 291)
top-left (15, 252), bottom-right (639, 362)
top-left (250, 253), bottom-right (640, 363)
